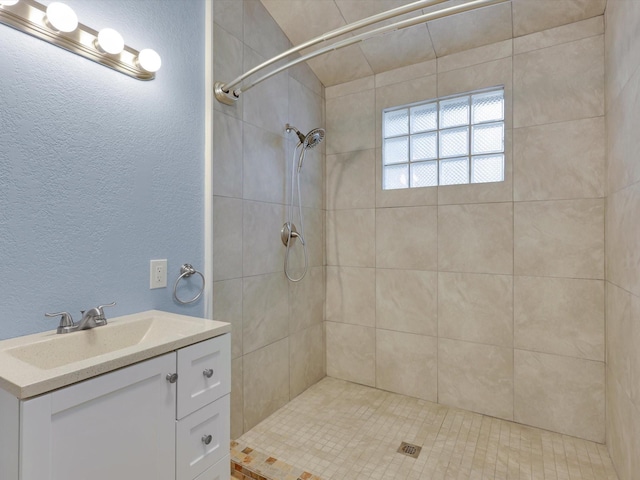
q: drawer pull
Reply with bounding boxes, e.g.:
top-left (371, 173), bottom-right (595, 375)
top-left (203, 368), bottom-right (214, 378)
top-left (202, 434), bottom-right (213, 445)
top-left (166, 373), bottom-right (178, 384)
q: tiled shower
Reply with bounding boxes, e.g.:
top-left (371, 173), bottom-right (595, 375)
top-left (212, 1), bottom-right (640, 479)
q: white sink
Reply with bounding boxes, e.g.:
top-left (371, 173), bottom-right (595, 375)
top-left (7, 317), bottom-right (157, 370)
top-left (0, 310), bottom-right (230, 399)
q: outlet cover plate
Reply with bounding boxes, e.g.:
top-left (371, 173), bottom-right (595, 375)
top-left (150, 259), bottom-right (167, 289)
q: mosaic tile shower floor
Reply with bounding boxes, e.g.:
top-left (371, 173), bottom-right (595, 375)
top-left (235, 377), bottom-right (618, 480)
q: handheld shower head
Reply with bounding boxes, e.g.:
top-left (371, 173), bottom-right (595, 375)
top-left (286, 124), bottom-right (326, 172)
top-left (286, 124), bottom-right (325, 150)
top-left (303, 128), bottom-right (325, 150)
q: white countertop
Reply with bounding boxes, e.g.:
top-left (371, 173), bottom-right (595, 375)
top-left (0, 310), bottom-right (230, 399)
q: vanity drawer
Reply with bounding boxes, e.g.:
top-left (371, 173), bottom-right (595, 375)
top-left (177, 334), bottom-right (230, 419)
top-left (176, 394), bottom-right (230, 480)
top-left (193, 454), bottom-right (231, 480)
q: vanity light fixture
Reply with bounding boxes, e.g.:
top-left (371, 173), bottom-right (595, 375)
top-left (136, 48), bottom-right (161, 73)
top-left (95, 28), bottom-right (124, 55)
top-left (0, 0), bottom-right (161, 80)
top-left (44, 2), bottom-right (77, 33)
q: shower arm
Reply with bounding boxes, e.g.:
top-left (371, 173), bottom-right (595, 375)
top-left (215, 0), bottom-right (510, 105)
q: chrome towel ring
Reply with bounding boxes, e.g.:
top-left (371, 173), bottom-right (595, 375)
top-left (173, 263), bottom-right (205, 304)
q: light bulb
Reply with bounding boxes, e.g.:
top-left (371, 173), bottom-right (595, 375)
top-left (136, 48), bottom-right (161, 73)
top-left (0, 0), bottom-right (20, 6)
top-left (95, 28), bottom-right (124, 55)
top-left (44, 2), bottom-right (78, 33)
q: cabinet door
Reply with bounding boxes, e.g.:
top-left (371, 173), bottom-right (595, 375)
top-left (20, 352), bottom-right (177, 480)
top-left (177, 334), bottom-right (230, 419)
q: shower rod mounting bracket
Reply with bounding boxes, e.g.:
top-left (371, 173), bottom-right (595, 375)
top-left (214, 82), bottom-right (238, 105)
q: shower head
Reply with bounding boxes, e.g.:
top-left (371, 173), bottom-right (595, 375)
top-left (286, 124), bottom-right (325, 150)
top-left (303, 128), bottom-right (325, 150)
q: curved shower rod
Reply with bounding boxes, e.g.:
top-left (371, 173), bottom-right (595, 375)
top-left (215, 0), bottom-right (510, 105)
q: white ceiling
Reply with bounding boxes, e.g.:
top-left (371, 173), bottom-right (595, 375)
top-left (260, 0), bottom-right (606, 86)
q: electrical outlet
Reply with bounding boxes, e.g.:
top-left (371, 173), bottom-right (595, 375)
top-left (150, 259), bottom-right (167, 289)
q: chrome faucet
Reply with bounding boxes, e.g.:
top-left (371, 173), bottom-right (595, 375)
top-left (45, 302), bottom-right (116, 334)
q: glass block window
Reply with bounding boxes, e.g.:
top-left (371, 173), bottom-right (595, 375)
top-left (382, 87), bottom-right (505, 190)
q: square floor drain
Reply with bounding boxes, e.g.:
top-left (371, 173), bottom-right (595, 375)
top-left (397, 441), bottom-right (422, 458)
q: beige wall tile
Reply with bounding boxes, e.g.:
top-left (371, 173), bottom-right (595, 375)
top-left (376, 269), bottom-right (437, 336)
top-left (514, 349), bottom-right (605, 443)
top-left (376, 206), bottom-right (438, 270)
top-left (438, 272), bottom-right (513, 347)
top-left (606, 283), bottom-right (640, 404)
top-left (289, 60), bottom-right (324, 98)
top-left (427, 2), bottom-right (512, 57)
top-left (438, 338), bottom-right (514, 420)
top-left (514, 16), bottom-right (604, 55)
top-left (288, 78), bottom-right (324, 142)
top-left (326, 266), bottom-right (375, 328)
top-left (290, 323), bottom-right (325, 399)
top-left (243, 0), bottom-right (291, 59)
top-left (213, 278), bottom-right (243, 359)
top-left (243, 123), bottom-right (287, 204)
top-left (242, 272), bottom-right (289, 354)
top-left (213, 0), bottom-right (243, 39)
top-left (607, 184), bottom-right (640, 297)
top-left (289, 266), bottom-right (324, 334)
top-left (326, 149), bottom-right (376, 210)
top-left (514, 276), bottom-right (604, 361)
top-left (243, 338), bottom-right (290, 431)
top-left (326, 322), bottom-right (375, 386)
top-left (325, 76), bottom-right (374, 100)
top-left (513, 35), bottom-right (604, 128)
top-left (298, 145), bottom-right (325, 210)
top-left (607, 65), bottom-right (640, 194)
top-left (437, 40), bottom-right (512, 73)
top-left (261, 0), bottom-right (345, 47)
top-left (213, 111), bottom-right (243, 198)
top-left (437, 55), bottom-right (512, 117)
top-left (326, 89), bottom-right (375, 155)
top-left (511, 0), bottom-right (606, 37)
top-left (231, 357), bottom-right (243, 439)
top-left (438, 203), bottom-right (514, 275)
top-left (376, 330), bottom-right (437, 402)
top-left (243, 200), bottom-right (286, 276)
top-left (213, 25), bottom-right (244, 119)
top-left (374, 60), bottom-right (436, 89)
top-left (307, 45), bottom-right (374, 88)
top-left (301, 207), bottom-right (324, 268)
top-left (605, 0), bottom-right (640, 107)
top-left (514, 199), bottom-right (604, 279)
top-left (360, 25), bottom-right (435, 74)
top-left (326, 209), bottom-right (376, 267)
top-left (243, 47), bottom-right (289, 137)
top-left (213, 196), bottom-right (243, 281)
top-left (514, 117), bottom-right (605, 201)
top-left (606, 370), bottom-right (640, 480)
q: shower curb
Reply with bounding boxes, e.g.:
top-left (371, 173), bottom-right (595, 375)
top-left (230, 441), bottom-right (323, 480)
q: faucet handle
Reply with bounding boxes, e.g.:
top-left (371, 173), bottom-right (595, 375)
top-left (45, 312), bottom-right (75, 334)
top-left (95, 302), bottom-right (116, 325)
top-left (96, 302), bottom-right (116, 312)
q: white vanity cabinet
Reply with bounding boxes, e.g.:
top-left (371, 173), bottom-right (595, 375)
top-left (0, 333), bottom-right (230, 480)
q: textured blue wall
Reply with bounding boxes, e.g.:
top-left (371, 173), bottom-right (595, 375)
top-left (0, 0), bottom-right (205, 340)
